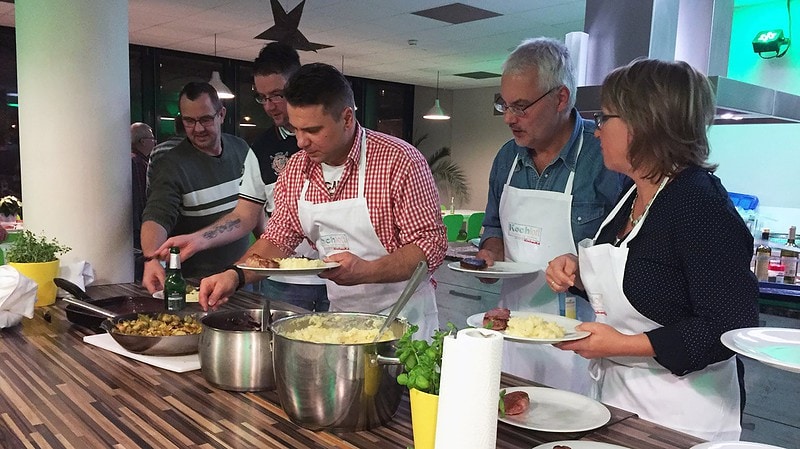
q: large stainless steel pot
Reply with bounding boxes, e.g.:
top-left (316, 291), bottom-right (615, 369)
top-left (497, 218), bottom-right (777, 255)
top-left (271, 312), bottom-right (407, 431)
top-left (199, 308), bottom-right (295, 392)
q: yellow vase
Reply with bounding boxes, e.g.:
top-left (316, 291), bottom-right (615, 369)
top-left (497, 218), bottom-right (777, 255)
top-left (409, 388), bottom-right (439, 449)
top-left (9, 259), bottom-right (61, 307)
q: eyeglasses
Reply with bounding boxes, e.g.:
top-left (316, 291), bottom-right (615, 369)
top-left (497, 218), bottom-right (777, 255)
top-left (254, 92), bottom-right (285, 105)
top-left (180, 111), bottom-right (219, 128)
top-left (494, 86), bottom-right (560, 117)
top-left (593, 112), bottom-right (621, 129)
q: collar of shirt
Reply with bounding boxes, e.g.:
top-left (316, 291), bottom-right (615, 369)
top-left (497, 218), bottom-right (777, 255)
top-left (515, 108), bottom-right (587, 172)
top-left (278, 126), bottom-right (294, 139)
top-left (297, 124), bottom-right (363, 192)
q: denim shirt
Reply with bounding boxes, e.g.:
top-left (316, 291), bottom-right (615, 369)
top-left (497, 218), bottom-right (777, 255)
top-left (481, 110), bottom-right (622, 249)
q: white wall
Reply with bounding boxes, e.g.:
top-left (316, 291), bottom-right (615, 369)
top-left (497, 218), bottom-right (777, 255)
top-left (413, 85), bottom-right (509, 212)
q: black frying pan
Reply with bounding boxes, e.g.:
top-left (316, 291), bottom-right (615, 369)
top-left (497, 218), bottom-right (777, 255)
top-left (55, 278), bottom-right (164, 329)
top-left (56, 280), bottom-right (201, 356)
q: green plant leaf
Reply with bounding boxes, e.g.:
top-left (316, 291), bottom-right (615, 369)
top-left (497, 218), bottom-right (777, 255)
top-left (6, 230), bottom-right (71, 263)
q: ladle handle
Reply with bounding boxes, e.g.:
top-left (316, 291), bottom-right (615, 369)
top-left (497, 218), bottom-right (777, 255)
top-left (374, 260), bottom-right (428, 342)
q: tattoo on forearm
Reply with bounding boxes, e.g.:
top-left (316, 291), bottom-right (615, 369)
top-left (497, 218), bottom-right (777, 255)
top-left (202, 219), bottom-right (242, 240)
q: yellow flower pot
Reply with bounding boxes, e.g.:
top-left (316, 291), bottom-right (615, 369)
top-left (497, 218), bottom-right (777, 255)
top-left (409, 388), bottom-right (439, 449)
top-left (9, 259), bottom-right (61, 307)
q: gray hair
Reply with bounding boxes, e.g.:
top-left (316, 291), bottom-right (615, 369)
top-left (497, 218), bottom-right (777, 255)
top-left (503, 37), bottom-right (576, 109)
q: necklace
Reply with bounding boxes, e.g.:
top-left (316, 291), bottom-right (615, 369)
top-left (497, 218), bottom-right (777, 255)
top-left (628, 191), bottom-right (657, 227)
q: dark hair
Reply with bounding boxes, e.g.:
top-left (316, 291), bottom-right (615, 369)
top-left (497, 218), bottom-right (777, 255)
top-left (284, 63), bottom-right (355, 118)
top-left (178, 82), bottom-right (223, 113)
top-left (253, 42), bottom-right (301, 79)
top-left (601, 59), bottom-right (717, 180)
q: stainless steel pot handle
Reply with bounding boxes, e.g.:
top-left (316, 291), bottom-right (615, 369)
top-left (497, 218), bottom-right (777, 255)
top-left (375, 354), bottom-right (402, 365)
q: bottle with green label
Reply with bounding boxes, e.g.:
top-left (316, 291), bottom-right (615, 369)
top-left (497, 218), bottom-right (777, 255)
top-left (164, 247), bottom-right (186, 311)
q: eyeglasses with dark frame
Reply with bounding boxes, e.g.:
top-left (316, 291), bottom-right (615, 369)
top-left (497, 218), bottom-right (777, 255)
top-left (593, 112), bottom-right (621, 129)
top-left (254, 92), bottom-right (285, 105)
top-left (180, 111), bottom-right (220, 128)
top-left (494, 86), bottom-right (561, 117)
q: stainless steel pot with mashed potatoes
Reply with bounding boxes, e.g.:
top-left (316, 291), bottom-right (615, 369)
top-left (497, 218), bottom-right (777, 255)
top-left (270, 312), bottom-right (408, 431)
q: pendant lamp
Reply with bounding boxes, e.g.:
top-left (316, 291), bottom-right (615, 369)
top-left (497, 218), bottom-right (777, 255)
top-left (208, 34), bottom-right (234, 99)
top-left (423, 71), bottom-right (450, 120)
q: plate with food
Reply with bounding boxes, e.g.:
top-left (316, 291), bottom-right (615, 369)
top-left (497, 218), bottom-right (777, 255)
top-left (499, 386), bottom-right (610, 432)
top-left (447, 258), bottom-right (543, 279)
top-left (237, 255), bottom-right (340, 275)
top-left (468, 308), bottom-right (590, 344)
top-left (720, 327), bottom-right (800, 374)
top-left (532, 441), bottom-right (631, 449)
top-left (690, 442), bottom-right (787, 449)
top-left (153, 285), bottom-right (200, 302)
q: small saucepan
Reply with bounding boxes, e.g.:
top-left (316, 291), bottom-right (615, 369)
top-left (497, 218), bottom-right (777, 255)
top-left (61, 295), bottom-right (202, 356)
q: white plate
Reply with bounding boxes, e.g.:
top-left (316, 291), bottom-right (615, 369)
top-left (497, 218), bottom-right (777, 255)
top-left (152, 290), bottom-right (199, 303)
top-left (236, 261), bottom-right (340, 275)
top-left (467, 311), bottom-right (590, 344)
top-left (533, 441), bottom-right (631, 449)
top-left (691, 442), bottom-right (787, 449)
top-left (499, 386), bottom-right (610, 432)
top-left (721, 327), bottom-right (800, 373)
top-left (447, 261), bottom-right (543, 279)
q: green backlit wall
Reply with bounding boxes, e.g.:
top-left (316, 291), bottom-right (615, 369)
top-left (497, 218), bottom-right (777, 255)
top-left (729, 0), bottom-right (799, 94)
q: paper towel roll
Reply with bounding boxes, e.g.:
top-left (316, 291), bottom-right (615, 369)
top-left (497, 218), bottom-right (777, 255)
top-left (434, 327), bottom-right (503, 449)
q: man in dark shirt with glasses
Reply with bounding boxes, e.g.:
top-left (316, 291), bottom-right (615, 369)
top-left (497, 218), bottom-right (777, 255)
top-left (141, 82), bottom-right (251, 292)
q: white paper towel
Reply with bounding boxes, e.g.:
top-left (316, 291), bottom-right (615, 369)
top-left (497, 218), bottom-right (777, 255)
top-left (434, 327), bottom-right (504, 449)
top-left (83, 333), bottom-right (200, 373)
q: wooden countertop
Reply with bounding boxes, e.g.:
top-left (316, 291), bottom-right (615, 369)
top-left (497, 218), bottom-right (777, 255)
top-left (0, 283), bottom-right (704, 449)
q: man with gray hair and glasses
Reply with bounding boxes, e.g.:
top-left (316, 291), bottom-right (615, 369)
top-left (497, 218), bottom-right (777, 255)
top-left (141, 82), bottom-right (252, 293)
top-left (475, 37), bottom-right (621, 395)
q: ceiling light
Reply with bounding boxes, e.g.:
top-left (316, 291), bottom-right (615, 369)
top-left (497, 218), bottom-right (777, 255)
top-left (423, 71), bottom-right (450, 120)
top-left (209, 34), bottom-right (234, 99)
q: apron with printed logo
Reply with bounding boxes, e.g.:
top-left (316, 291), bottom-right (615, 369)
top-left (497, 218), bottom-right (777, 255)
top-left (498, 134), bottom-right (592, 395)
top-left (578, 179), bottom-right (740, 441)
top-left (297, 130), bottom-right (438, 340)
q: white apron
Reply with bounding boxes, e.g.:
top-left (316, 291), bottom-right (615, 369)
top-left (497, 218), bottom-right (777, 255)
top-left (578, 180), bottom-right (741, 441)
top-left (498, 134), bottom-right (592, 395)
top-left (297, 130), bottom-right (438, 340)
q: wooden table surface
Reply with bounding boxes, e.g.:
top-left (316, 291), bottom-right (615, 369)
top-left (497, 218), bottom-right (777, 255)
top-left (0, 283), bottom-right (705, 449)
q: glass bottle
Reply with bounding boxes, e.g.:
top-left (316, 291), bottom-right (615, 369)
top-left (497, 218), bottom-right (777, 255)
top-left (781, 226), bottom-right (798, 284)
top-left (164, 247), bottom-right (186, 311)
top-left (754, 228), bottom-right (771, 282)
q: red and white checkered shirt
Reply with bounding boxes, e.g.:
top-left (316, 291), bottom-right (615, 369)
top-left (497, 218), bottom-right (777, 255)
top-left (264, 125), bottom-right (447, 271)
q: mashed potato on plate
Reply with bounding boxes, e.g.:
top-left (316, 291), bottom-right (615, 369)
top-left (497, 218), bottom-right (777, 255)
top-left (505, 315), bottom-right (565, 339)
top-left (278, 257), bottom-right (327, 269)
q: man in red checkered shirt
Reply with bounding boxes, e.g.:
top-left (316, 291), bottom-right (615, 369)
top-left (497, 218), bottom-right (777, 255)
top-left (200, 63), bottom-right (447, 339)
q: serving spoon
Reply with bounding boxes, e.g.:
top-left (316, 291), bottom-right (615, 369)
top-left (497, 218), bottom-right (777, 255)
top-left (371, 260), bottom-right (428, 344)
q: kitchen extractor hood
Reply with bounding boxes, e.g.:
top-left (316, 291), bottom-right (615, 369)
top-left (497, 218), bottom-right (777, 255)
top-left (575, 0), bottom-right (800, 124)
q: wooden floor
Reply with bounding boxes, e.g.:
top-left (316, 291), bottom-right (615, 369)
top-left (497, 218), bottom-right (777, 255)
top-left (740, 312), bottom-right (800, 448)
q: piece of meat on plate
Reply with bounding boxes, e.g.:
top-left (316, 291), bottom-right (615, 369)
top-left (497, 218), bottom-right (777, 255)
top-left (245, 253), bottom-right (280, 268)
top-left (503, 390), bottom-right (530, 416)
top-left (483, 307), bottom-right (511, 330)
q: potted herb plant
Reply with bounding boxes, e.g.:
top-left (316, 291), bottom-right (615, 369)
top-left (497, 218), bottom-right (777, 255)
top-left (6, 230), bottom-right (71, 307)
top-left (395, 322), bottom-right (456, 449)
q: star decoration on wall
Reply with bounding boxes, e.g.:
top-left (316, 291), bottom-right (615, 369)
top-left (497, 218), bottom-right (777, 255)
top-left (255, 0), bottom-right (332, 52)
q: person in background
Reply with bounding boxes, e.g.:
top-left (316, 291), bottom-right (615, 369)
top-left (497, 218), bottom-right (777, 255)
top-left (476, 37), bottom-right (620, 394)
top-left (141, 82), bottom-right (252, 292)
top-left (155, 42), bottom-right (329, 311)
top-left (131, 122), bottom-right (156, 281)
top-left (146, 118), bottom-right (185, 197)
top-left (199, 63), bottom-right (446, 340)
top-left (546, 59), bottom-right (759, 441)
